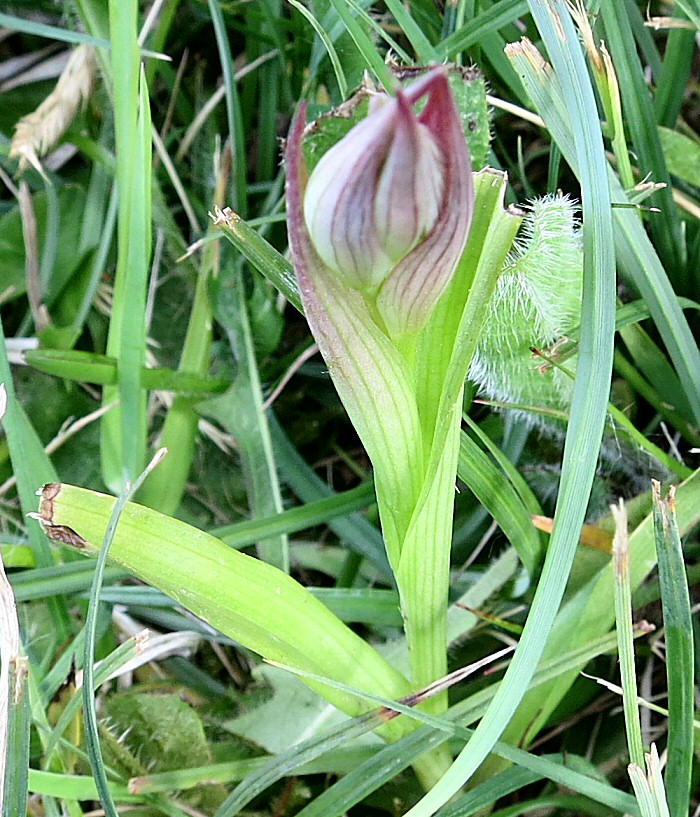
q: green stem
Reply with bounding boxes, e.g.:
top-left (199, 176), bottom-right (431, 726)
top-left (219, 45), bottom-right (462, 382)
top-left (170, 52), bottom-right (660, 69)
top-left (396, 405), bottom-right (462, 713)
top-left (389, 171), bottom-right (522, 715)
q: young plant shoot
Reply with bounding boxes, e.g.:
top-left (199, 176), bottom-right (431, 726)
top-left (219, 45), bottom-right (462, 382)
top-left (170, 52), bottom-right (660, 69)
top-left (286, 68), bottom-right (520, 710)
top-left (32, 64), bottom-right (523, 789)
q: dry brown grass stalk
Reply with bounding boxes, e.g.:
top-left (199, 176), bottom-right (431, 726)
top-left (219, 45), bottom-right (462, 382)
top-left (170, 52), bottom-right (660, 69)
top-left (10, 44), bottom-right (96, 174)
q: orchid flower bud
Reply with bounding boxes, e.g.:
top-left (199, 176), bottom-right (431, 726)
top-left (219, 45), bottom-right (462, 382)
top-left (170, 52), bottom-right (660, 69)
top-left (288, 68), bottom-right (473, 339)
top-left (303, 92), bottom-right (445, 291)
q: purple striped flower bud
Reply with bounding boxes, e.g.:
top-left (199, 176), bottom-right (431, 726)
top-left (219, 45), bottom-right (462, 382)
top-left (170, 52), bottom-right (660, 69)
top-left (304, 92), bottom-right (445, 291)
top-left (288, 69), bottom-right (473, 338)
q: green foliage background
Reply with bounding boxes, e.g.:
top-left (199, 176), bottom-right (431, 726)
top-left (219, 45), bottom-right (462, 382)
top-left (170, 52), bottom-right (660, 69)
top-left (0, 1), bottom-right (698, 816)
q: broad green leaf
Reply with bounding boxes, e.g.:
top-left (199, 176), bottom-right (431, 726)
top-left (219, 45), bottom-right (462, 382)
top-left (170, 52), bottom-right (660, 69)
top-left (33, 482), bottom-right (416, 742)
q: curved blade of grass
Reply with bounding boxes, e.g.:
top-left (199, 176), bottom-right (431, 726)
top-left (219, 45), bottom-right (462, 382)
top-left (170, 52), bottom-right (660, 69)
top-left (652, 482), bottom-right (694, 817)
top-left (542, 296), bottom-right (699, 349)
top-left (313, 548), bottom-right (518, 721)
top-left (224, 625), bottom-right (639, 817)
top-left (675, 0), bottom-right (700, 28)
top-left (405, 2), bottom-right (617, 811)
top-left (383, 0), bottom-right (438, 62)
top-left (344, 0), bottom-right (412, 64)
top-left (0, 12), bottom-right (111, 48)
top-left (506, 41), bottom-right (700, 430)
top-left (101, 5), bottom-right (152, 489)
top-left (288, 0), bottom-right (348, 99)
top-left (618, 321), bottom-right (693, 428)
top-left (270, 661), bottom-right (639, 817)
top-left (209, 481), bottom-right (375, 548)
top-left (326, 0), bottom-right (396, 91)
top-left (462, 414), bottom-right (542, 516)
top-left (81, 452), bottom-right (166, 817)
top-left (214, 711), bottom-right (382, 817)
top-left (24, 349), bottom-right (229, 394)
top-left (437, 764), bottom-right (540, 817)
top-left (9, 562), bottom-right (127, 603)
top-left (654, 26), bottom-right (695, 128)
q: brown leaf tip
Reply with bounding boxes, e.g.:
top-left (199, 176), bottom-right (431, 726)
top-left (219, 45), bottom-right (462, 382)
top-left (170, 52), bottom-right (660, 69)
top-left (30, 482), bottom-right (87, 549)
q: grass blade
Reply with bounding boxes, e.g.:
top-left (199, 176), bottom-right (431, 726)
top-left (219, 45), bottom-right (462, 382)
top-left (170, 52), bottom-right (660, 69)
top-left (101, 2), bottom-right (152, 488)
top-left (653, 27), bottom-right (694, 127)
top-left (383, 0), bottom-right (438, 61)
top-left (0, 11), bottom-right (110, 48)
top-left (611, 500), bottom-right (645, 767)
top-left (326, 0), bottom-right (396, 91)
top-left (457, 429), bottom-right (542, 573)
top-left (269, 660), bottom-right (639, 816)
top-left (209, 481), bottom-right (375, 548)
top-left (652, 482), bottom-right (694, 817)
top-left (81, 452), bottom-right (167, 817)
top-left (208, 0), bottom-right (248, 215)
top-left (288, 0), bottom-right (348, 99)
